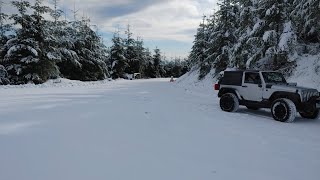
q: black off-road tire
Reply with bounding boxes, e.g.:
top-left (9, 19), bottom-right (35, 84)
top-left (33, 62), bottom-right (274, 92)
top-left (271, 98), bottom-right (297, 123)
top-left (246, 106), bottom-right (260, 110)
top-left (299, 109), bottom-right (320, 119)
top-left (220, 93), bottom-right (239, 112)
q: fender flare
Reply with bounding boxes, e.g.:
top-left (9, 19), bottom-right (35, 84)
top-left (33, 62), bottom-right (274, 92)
top-left (269, 91), bottom-right (301, 104)
top-left (218, 88), bottom-right (242, 100)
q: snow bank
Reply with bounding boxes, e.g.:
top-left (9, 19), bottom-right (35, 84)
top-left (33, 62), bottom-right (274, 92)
top-left (0, 78), bottom-right (113, 89)
top-left (175, 68), bottom-right (217, 95)
top-left (288, 54), bottom-right (320, 90)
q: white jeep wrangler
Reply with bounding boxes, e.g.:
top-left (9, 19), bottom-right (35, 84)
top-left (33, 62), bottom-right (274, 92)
top-left (215, 70), bottom-right (320, 122)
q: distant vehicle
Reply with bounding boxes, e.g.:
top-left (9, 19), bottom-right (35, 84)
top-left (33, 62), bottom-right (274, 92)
top-left (125, 73), bottom-right (141, 80)
top-left (214, 70), bottom-right (320, 122)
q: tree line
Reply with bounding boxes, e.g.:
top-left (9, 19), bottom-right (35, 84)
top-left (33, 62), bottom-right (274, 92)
top-left (0, 0), bottom-right (190, 85)
top-left (189, 0), bottom-right (320, 79)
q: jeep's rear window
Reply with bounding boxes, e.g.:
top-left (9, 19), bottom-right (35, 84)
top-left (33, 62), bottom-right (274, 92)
top-left (220, 71), bottom-right (243, 86)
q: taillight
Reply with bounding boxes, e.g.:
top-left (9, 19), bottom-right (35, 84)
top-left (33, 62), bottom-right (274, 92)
top-left (214, 84), bottom-right (220, 90)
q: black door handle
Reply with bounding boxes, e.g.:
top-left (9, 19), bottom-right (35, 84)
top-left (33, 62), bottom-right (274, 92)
top-left (242, 85), bottom-right (247, 87)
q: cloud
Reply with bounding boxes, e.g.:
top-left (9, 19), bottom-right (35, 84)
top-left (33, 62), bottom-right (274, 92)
top-left (2, 0), bottom-right (219, 58)
top-left (97, 0), bottom-right (218, 42)
top-left (67, 0), bottom-right (219, 57)
top-left (95, 0), bottom-right (170, 18)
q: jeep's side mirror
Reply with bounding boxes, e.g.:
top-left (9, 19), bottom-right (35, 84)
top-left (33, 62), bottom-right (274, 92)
top-left (288, 82), bottom-right (297, 86)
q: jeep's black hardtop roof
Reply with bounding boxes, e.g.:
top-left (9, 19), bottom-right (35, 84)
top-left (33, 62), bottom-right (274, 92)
top-left (224, 70), bottom-right (260, 73)
top-left (220, 71), bottom-right (243, 86)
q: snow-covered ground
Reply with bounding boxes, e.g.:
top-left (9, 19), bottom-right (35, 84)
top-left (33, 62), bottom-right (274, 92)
top-left (0, 78), bottom-right (319, 180)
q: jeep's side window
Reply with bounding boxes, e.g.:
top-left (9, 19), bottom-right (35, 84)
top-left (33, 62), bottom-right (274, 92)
top-left (244, 73), bottom-right (261, 84)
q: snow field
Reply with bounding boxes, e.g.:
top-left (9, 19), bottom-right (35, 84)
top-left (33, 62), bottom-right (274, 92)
top-left (0, 77), bottom-right (319, 180)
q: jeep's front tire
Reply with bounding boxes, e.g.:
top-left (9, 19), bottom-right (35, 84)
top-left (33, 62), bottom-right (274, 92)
top-left (299, 109), bottom-right (319, 119)
top-left (220, 93), bottom-right (239, 112)
top-left (271, 98), bottom-right (297, 123)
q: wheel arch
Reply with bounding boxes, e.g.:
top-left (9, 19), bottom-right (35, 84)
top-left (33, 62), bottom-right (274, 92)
top-left (218, 88), bottom-right (242, 100)
top-left (269, 91), bottom-right (301, 106)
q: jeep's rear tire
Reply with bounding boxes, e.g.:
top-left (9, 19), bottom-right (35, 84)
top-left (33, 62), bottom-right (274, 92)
top-left (246, 106), bottom-right (259, 110)
top-left (271, 98), bottom-right (297, 123)
top-left (299, 109), bottom-right (320, 119)
top-left (220, 93), bottom-right (239, 112)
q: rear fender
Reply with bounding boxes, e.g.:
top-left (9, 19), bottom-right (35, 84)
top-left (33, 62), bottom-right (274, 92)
top-left (218, 88), bottom-right (242, 100)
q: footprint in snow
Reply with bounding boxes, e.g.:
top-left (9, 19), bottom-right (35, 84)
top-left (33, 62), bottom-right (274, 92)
top-left (144, 112), bottom-right (151, 119)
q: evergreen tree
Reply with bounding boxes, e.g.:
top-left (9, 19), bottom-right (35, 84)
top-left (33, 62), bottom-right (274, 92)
top-left (292, 0), bottom-right (320, 43)
top-left (231, 0), bottom-right (259, 69)
top-left (0, 0), bottom-right (8, 38)
top-left (50, 0), bottom-right (62, 26)
top-left (0, 0), bottom-right (11, 64)
top-left (189, 16), bottom-right (208, 79)
top-left (0, 64), bottom-right (9, 84)
top-left (69, 18), bottom-right (108, 81)
top-left (144, 48), bottom-right (154, 78)
top-left (2, 0), bottom-right (58, 84)
top-left (253, 0), bottom-right (297, 72)
top-left (47, 10), bottom-right (83, 80)
top-left (110, 33), bottom-right (127, 79)
top-left (124, 25), bottom-right (139, 74)
top-left (212, 0), bottom-right (239, 72)
top-left (186, 0), bottom-right (318, 77)
top-left (153, 48), bottom-right (161, 78)
top-left (135, 37), bottom-right (146, 77)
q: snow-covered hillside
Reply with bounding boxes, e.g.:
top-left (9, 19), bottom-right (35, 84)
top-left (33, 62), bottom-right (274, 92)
top-left (288, 55), bottom-right (320, 89)
top-left (0, 78), bottom-right (319, 180)
top-left (178, 55), bottom-right (320, 92)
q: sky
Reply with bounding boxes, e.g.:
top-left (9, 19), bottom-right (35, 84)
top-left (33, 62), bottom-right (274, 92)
top-left (3, 0), bottom-right (219, 59)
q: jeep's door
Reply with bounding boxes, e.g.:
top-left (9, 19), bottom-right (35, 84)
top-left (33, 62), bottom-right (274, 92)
top-left (239, 72), bottom-right (263, 101)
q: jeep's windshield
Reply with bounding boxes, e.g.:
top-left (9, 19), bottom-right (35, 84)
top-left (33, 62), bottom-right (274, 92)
top-left (262, 72), bottom-right (287, 84)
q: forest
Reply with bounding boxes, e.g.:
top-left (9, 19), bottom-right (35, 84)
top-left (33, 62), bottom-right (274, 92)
top-left (0, 0), bottom-right (190, 85)
top-left (189, 0), bottom-right (320, 79)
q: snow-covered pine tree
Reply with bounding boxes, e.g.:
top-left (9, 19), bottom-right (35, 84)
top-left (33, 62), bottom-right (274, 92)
top-left (3, 0), bottom-right (59, 84)
top-left (212, 0), bottom-right (239, 72)
top-left (189, 15), bottom-right (208, 79)
top-left (0, 0), bottom-right (8, 38)
top-left (144, 48), bottom-right (155, 78)
top-left (200, 14), bottom-right (216, 77)
top-left (50, 0), bottom-right (62, 26)
top-left (251, 0), bottom-right (297, 73)
top-left (68, 18), bottom-right (108, 81)
top-left (161, 57), bottom-right (190, 78)
top-left (124, 24), bottom-right (139, 74)
top-left (110, 32), bottom-right (127, 79)
top-left (153, 48), bottom-right (162, 78)
top-left (1, 1), bottom-right (31, 84)
top-left (46, 3), bottom-right (83, 80)
top-left (292, 0), bottom-right (320, 43)
top-left (230, 0), bottom-right (260, 69)
top-left (0, 64), bottom-right (9, 84)
top-left (0, 0), bottom-right (11, 63)
top-left (134, 37), bottom-right (146, 77)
